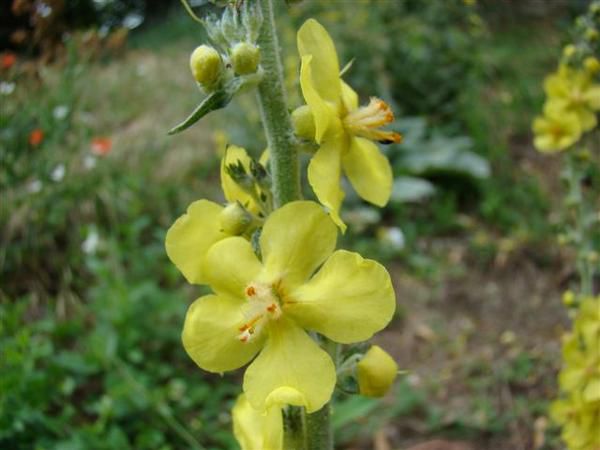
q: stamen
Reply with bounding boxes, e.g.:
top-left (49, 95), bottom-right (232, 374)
top-left (343, 97), bottom-right (402, 144)
top-left (238, 281), bottom-right (284, 343)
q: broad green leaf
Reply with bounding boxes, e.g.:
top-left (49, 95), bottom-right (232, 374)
top-left (391, 176), bottom-right (436, 203)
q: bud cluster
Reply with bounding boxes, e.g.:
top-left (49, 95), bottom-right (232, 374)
top-left (188, 1), bottom-right (263, 93)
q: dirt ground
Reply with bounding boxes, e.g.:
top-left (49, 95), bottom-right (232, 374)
top-left (363, 240), bottom-right (569, 450)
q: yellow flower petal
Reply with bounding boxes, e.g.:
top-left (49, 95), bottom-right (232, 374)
top-left (203, 237), bottom-right (263, 299)
top-left (585, 85), bottom-right (600, 110)
top-left (221, 145), bottom-right (260, 214)
top-left (165, 200), bottom-right (227, 284)
top-left (182, 295), bottom-right (263, 373)
top-left (260, 201), bottom-right (337, 288)
top-left (297, 18), bottom-right (341, 104)
top-left (299, 55), bottom-right (338, 143)
top-left (343, 137), bottom-right (393, 207)
top-left (288, 250), bottom-right (395, 344)
top-left (232, 394), bottom-right (283, 450)
top-left (243, 317), bottom-right (336, 413)
top-left (341, 80), bottom-right (359, 112)
top-left (307, 138), bottom-right (346, 231)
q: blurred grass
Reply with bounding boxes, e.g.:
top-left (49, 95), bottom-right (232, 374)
top-left (0, 3), bottom-right (575, 450)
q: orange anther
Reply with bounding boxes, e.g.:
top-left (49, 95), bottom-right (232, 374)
top-left (246, 286), bottom-right (256, 297)
top-left (267, 303), bottom-right (277, 313)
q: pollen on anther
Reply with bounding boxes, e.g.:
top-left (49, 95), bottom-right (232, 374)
top-left (246, 286), bottom-right (256, 297)
top-left (267, 303), bottom-right (277, 313)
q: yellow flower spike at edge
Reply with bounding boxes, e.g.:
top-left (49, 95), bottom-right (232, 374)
top-left (544, 66), bottom-right (600, 132)
top-left (532, 102), bottom-right (582, 153)
top-left (357, 345), bottom-right (399, 397)
top-left (180, 201), bottom-right (396, 413)
top-left (551, 296), bottom-right (600, 450)
top-left (297, 19), bottom-right (400, 231)
top-left (166, 145), bottom-right (260, 284)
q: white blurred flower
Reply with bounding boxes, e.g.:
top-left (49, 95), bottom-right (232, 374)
top-left (123, 12), bottom-right (144, 30)
top-left (36, 2), bottom-right (52, 18)
top-left (51, 164), bottom-right (65, 182)
top-left (377, 226), bottom-right (405, 251)
top-left (83, 155), bottom-right (97, 170)
top-left (82, 230), bottom-right (100, 254)
top-left (52, 105), bottom-right (69, 120)
top-left (0, 82), bottom-right (15, 95)
top-left (27, 179), bottom-right (42, 193)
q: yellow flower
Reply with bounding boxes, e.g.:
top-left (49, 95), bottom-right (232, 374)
top-left (544, 66), bottom-right (600, 131)
top-left (166, 146), bottom-right (261, 284)
top-left (297, 19), bottom-right (400, 230)
top-left (532, 103), bottom-right (582, 153)
top-left (180, 201), bottom-right (396, 412)
top-left (220, 145), bottom-right (268, 217)
top-left (232, 393), bottom-right (283, 450)
top-left (357, 345), bottom-right (398, 397)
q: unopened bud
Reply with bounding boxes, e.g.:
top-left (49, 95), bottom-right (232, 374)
top-left (220, 202), bottom-right (253, 235)
top-left (562, 290), bottom-right (576, 307)
top-left (562, 44), bottom-right (577, 59)
top-left (584, 56), bottom-right (600, 75)
top-left (292, 105), bottom-right (316, 140)
top-left (231, 42), bottom-right (260, 75)
top-left (357, 345), bottom-right (398, 397)
top-left (585, 28), bottom-right (599, 41)
top-left (190, 45), bottom-right (223, 90)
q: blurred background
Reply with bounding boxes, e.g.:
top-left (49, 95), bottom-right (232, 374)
top-left (0, 0), bottom-right (594, 449)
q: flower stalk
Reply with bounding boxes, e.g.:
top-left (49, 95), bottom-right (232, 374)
top-left (256, 0), bottom-right (301, 207)
top-left (256, 0), bottom-right (332, 447)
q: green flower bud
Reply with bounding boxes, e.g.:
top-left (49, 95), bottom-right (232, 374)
top-left (220, 202), bottom-right (253, 235)
top-left (357, 345), bottom-right (398, 397)
top-left (190, 45), bottom-right (223, 90)
top-left (231, 42), bottom-right (260, 75)
top-left (291, 105), bottom-right (316, 140)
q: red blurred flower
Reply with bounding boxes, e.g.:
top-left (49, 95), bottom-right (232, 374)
top-left (29, 128), bottom-right (44, 146)
top-left (1, 52), bottom-right (16, 70)
top-left (91, 137), bottom-right (112, 156)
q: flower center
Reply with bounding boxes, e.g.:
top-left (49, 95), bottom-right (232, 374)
top-left (343, 97), bottom-right (402, 144)
top-left (238, 281), bottom-right (283, 343)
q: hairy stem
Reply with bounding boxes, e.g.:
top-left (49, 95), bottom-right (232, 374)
top-left (565, 153), bottom-right (594, 296)
top-left (305, 404), bottom-right (332, 450)
top-left (256, 0), bottom-right (301, 207)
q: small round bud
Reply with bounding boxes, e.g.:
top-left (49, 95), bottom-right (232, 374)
top-left (190, 45), bottom-right (223, 90)
top-left (291, 105), bottom-right (316, 140)
top-left (584, 56), bottom-right (600, 75)
top-left (562, 290), bottom-right (575, 307)
top-left (357, 345), bottom-right (398, 397)
top-left (220, 202), bottom-right (253, 235)
top-left (231, 42), bottom-right (260, 75)
top-left (562, 44), bottom-right (576, 59)
top-left (585, 28), bottom-right (599, 41)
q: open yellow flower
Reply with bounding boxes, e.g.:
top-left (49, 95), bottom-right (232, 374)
top-left (532, 103), bottom-right (582, 153)
top-left (181, 201), bottom-right (396, 412)
top-left (297, 19), bottom-right (400, 230)
top-left (544, 66), bottom-right (600, 131)
top-left (166, 146), bottom-right (259, 284)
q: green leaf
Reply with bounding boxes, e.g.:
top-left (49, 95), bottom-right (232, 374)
top-left (167, 89), bottom-right (232, 135)
top-left (332, 396), bottom-right (379, 430)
